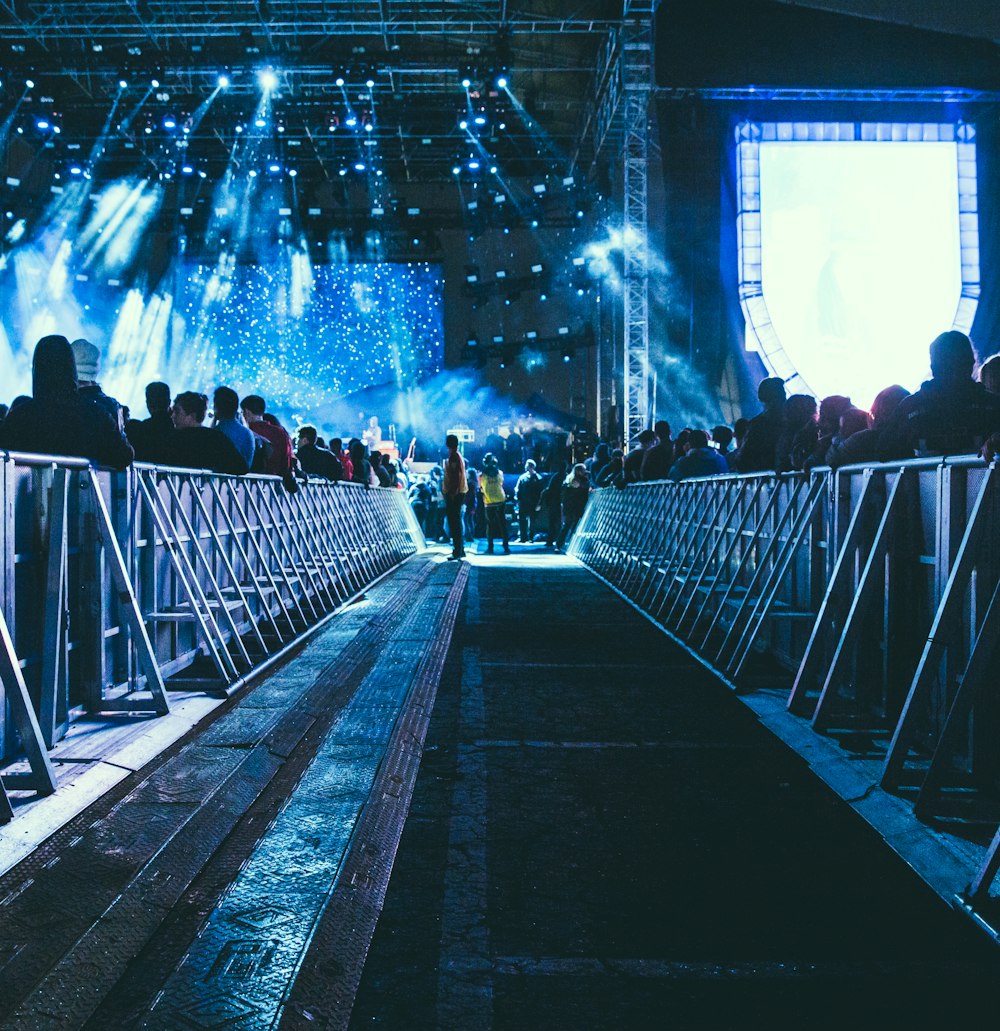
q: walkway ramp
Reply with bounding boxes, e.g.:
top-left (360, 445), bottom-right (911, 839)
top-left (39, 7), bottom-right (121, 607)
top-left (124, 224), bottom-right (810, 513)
top-left (0, 552), bottom-right (996, 1031)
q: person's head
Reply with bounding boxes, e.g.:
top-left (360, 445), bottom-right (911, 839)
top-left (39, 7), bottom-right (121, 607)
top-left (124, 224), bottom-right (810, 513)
top-left (330, 437), bottom-right (343, 454)
top-left (241, 394), bottom-right (266, 424)
top-left (784, 394), bottom-right (818, 430)
top-left (870, 384), bottom-right (910, 427)
top-left (348, 438), bottom-right (365, 461)
top-left (758, 376), bottom-right (786, 408)
top-left (370, 450), bottom-right (382, 467)
top-left (817, 395), bottom-right (852, 435)
top-left (262, 412), bottom-right (279, 426)
top-left (0, 403), bottom-right (7, 423)
top-left (930, 330), bottom-right (975, 383)
top-left (733, 417), bottom-right (750, 447)
top-left (146, 381), bottom-right (171, 415)
top-left (298, 425), bottom-right (318, 446)
top-left (979, 354), bottom-right (1000, 395)
top-left (32, 335), bottom-right (77, 398)
top-left (688, 429), bottom-right (709, 450)
top-left (369, 415), bottom-right (379, 428)
top-left (574, 462), bottom-right (588, 479)
top-left (213, 385), bottom-right (239, 420)
top-left (70, 338), bottom-right (100, 385)
top-left (525, 459), bottom-right (536, 472)
top-left (711, 425), bottom-right (734, 450)
top-left (636, 429), bottom-right (656, 450)
top-left (483, 452), bottom-right (499, 473)
top-left (654, 420), bottom-right (672, 442)
top-left (316, 436), bottom-right (327, 449)
top-left (839, 406), bottom-right (870, 438)
top-left (446, 433), bottom-right (459, 452)
top-left (593, 442), bottom-right (610, 462)
top-left (675, 428), bottom-right (692, 453)
top-left (172, 391), bottom-right (208, 429)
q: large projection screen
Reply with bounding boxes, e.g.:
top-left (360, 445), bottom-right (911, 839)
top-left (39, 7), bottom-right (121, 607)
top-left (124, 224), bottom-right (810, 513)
top-left (736, 122), bottom-right (979, 408)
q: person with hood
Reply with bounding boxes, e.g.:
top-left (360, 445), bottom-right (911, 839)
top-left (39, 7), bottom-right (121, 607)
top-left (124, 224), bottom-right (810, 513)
top-left (514, 459), bottom-right (543, 543)
top-left (0, 334), bottom-right (133, 469)
top-left (71, 337), bottom-right (123, 429)
top-left (880, 332), bottom-right (1000, 460)
top-left (556, 463), bottom-right (591, 549)
top-left (125, 381), bottom-right (175, 464)
top-left (480, 452), bottom-right (510, 554)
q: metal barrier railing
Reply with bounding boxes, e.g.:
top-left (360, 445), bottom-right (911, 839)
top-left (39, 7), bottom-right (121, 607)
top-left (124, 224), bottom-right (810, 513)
top-left (570, 456), bottom-right (1000, 904)
top-left (0, 454), bottom-right (424, 820)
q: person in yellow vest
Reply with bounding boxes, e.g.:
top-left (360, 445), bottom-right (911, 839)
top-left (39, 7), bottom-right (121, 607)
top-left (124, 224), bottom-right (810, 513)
top-left (480, 452), bottom-right (510, 555)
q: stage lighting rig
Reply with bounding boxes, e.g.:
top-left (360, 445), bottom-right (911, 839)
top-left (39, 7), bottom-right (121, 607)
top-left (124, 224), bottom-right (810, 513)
top-left (258, 68), bottom-right (279, 92)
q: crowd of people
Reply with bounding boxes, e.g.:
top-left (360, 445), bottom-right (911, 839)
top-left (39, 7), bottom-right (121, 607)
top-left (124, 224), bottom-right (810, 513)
top-left (4, 330), bottom-right (1000, 559)
top-left (0, 334), bottom-right (409, 491)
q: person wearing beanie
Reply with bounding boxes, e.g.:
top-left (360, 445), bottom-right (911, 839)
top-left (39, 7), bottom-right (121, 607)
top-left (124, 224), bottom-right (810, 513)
top-left (71, 337), bottom-right (123, 429)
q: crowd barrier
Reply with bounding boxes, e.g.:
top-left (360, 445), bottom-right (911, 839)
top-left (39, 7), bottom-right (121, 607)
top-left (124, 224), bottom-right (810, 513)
top-left (570, 456), bottom-right (1000, 903)
top-left (0, 453), bottom-right (424, 822)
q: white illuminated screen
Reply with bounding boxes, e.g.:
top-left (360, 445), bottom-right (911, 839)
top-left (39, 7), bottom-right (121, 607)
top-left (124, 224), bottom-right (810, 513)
top-left (758, 140), bottom-right (961, 408)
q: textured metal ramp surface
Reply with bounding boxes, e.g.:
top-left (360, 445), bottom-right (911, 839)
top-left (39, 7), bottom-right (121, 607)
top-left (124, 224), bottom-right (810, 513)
top-left (141, 563), bottom-right (468, 1031)
top-left (0, 555), bottom-right (463, 1031)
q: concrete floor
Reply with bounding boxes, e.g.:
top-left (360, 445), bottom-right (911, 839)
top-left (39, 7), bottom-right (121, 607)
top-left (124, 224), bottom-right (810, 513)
top-left (351, 553), bottom-right (1000, 1029)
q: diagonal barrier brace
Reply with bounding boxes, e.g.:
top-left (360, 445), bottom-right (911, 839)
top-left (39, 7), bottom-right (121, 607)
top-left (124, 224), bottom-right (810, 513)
top-left (39, 465), bottom-right (69, 748)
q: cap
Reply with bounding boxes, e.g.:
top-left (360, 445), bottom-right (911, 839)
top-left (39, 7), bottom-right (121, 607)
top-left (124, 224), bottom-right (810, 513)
top-left (70, 338), bottom-right (100, 381)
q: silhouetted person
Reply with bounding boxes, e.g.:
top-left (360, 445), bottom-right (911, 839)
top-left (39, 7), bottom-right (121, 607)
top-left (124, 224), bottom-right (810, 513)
top-left (542, 462), bottom-right (566, 543)
top-left (213, 386), bottom-right (256, 469)
top-left (348, 438), bottom-right (372, 486)
top-left (0, 335), bottom-right (133, 468)
top-left (803, 395), bottom-right (852, 469)
top-left (624, 429), bottom-right (656, 482)
top-left (442, 433), bottom-right (467, 560)
top-left (162, 391), bottom-right (248, 474)
top-left (827, 389), bottom-right (908, 468)
top-left (370, 450), bottom-right (392, 487)
top-left (737, 377), bottom-right (787, 472)
top-left (880, 332), bottom-right (1000, 460)
top-left (71, 338), bottom-right (123, 429)
top-left (980, 353), bottom-right (1000, 395)
top-left (556, 463), bottom-right (590, 549)
top-left (774, 394), bottom-right (818, 473)
top-left (125, 381), bottom-right (175, 464)
top-left (589, 442), bottom-right (611, 485)
top-left (296, 425), bottom-right (342, 480)
top-left (515, 459), bottom-right (543, 543)
top-left (641, 420), bottom-right (675, 481)
top-left (669, 429), bottom-right (729, 481)
top-left (596, 449), bottom-right (624, 488)
top-left (0, 403), bottom-right (7, 426)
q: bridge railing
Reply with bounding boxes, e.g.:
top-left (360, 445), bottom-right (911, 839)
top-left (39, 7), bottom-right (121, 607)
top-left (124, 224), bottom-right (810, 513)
top-left (0, 454), bottom-right (424, 819)
top-left (570, 456), bottom-right (1000, 901)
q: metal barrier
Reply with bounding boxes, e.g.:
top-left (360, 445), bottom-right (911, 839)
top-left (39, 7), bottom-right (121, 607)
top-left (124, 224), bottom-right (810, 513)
top-left (0, 454), bottom-right (424, 819)
top-left (570, 457), bottom-right (1000, 904)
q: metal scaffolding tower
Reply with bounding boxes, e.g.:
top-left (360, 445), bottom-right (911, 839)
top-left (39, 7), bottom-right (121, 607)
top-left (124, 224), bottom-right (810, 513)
top-left (622, 2), bottom-right (656, 445)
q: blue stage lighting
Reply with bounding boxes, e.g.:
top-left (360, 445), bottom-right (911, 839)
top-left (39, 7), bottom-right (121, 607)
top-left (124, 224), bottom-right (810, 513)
top-left (354, 161), bottom-right (366, 171)
top-left (269, 163), bottom-right (280, 173)
top-left (217, 73), bottom-right (230, 88)
top-left (259, 68), bottom-right (279, 91)
top-left (339, 168), bottom-right (347, 176)
top-left (335, 76), bottom-right (345, 87)
top-left (25, 78), bottom-right (34, 89)
top-left (150, 77), bottom-right (159, 88)
top-left (255, 117), bottom-right (266, 127)
top-left (164, 117), bottom-right (176, 129)
top-left (452, 166), bottom-right (461, 175)
top-left (365, 122), bottom-right (374, 133)
top-left (474, 115), bottom-right (486, 126)
top-left (459, 119), bottom-right (468, 130)
top-left (182, 165), bottom-right (193, 174)
top-left (366, 77), bottom-right (375, 88)
top-left (346, 116), bottom-right (357, 127)
top-left (496, 75), bottom-right (508, 89)
top-left (288, 168), bottom-right (297, 177)
top-left (248, 169), bottom-right (257, 178)
top-left (69, 165), bottom-right (82, 176)
top-left (235, 124), bottom-right (244, 133)
top-left (461, 77), bottom-right (472, 89)
top-left (118, 79), bottom-right (128, 89)
top-left (468, 159), bottom-right (480, 170)
top-left (489, 165), bottom-right (497, 174)
top-left (36, 119), bottom-right (49, 130)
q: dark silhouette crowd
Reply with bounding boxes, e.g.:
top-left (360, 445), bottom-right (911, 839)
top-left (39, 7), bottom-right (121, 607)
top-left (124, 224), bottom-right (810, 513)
top-left (0, 333), bottom-right (405, 490)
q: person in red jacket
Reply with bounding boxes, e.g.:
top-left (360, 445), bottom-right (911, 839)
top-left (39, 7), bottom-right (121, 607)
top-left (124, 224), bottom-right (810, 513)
top-left (240, 394), bottom-right (293, 477)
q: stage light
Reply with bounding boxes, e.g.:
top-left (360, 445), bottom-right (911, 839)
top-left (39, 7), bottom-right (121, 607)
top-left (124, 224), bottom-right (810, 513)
top-left (533, 183), bottom-right (546, 194)
top-left (354, 161), bottom-right (366, 171)
top-left (489, 165), bottom-right (497, 174)
top-left (338, 168), bottom-right (347, 176)
top-left (255, 117), bottom-right (266, 127)
top-left (558, 326), bottom-right (569, 335)
top-left (496, 74), bottom-right (508, 89)
top-left (248, 169), bottom-right (257, 178)
top-left (531, 219), bottom-right (539, 228)
top-left (144, 126), bottom-right (152, 134)
top-left (276, 124), bottom-right (285, 133)
top-left (69, 165), bottom-right (82, 175)
top-left (36, 119), bottom-right (49, 130)
top-left (562, 350), bottom-right (573, 363)
top-left (499, 122), bottom-right (506, 130)
top-left (459, 119), bottom-right (468, 130)
top-left (364, 122), bottom-right (374, 132)
top-left (531, 263), bottom-right (543, 273)
top-left (346, 115), bottom-right (357, 127)
top-left (25, 78), bottom-right (34, 89)
top-left (235, 124), bottom-right (244, 133)
top-left (259, 68), bottom-right (279, 91)
top-left (468, 159), bottom-right (480, 170)
top-left (118, 79), bottom-right (128, 89)
top-left (466, 273), bottom-right (478, 283)
top-left (181, 164), bottom-right (193, 174)
top-left (474, 115), bottom-right (486, 126)
top-left (269, 163), bottom-right (280, 172)
top-left (495, 270), bottom-right (507, 279)
top-left (150, 77), bottom-right (159, 88)
top-left (335, 76), bottom-right (345, 87)
top-left (452, 166), bottom-right (461, 175)
top-left (461, 77), bottom-right (472, 89)
top-left (289, 168), bottom-right (297, 177)
top-left (576, 288), bottom-right (585, 296)
top-left (199, 170), bottom-right (207, 178)
top-left (576, 210), bottom-right (584, 218)
top-left (164, 117), bottom-right (176, 129)
top-left (366, 77), bottom-right (375, 89)
top-left (467, 335), bottom-right (478, 346)
top-left (218, 73), bottom-right (230, 88)
top-left (563, 176), bottom-right (575, 187)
